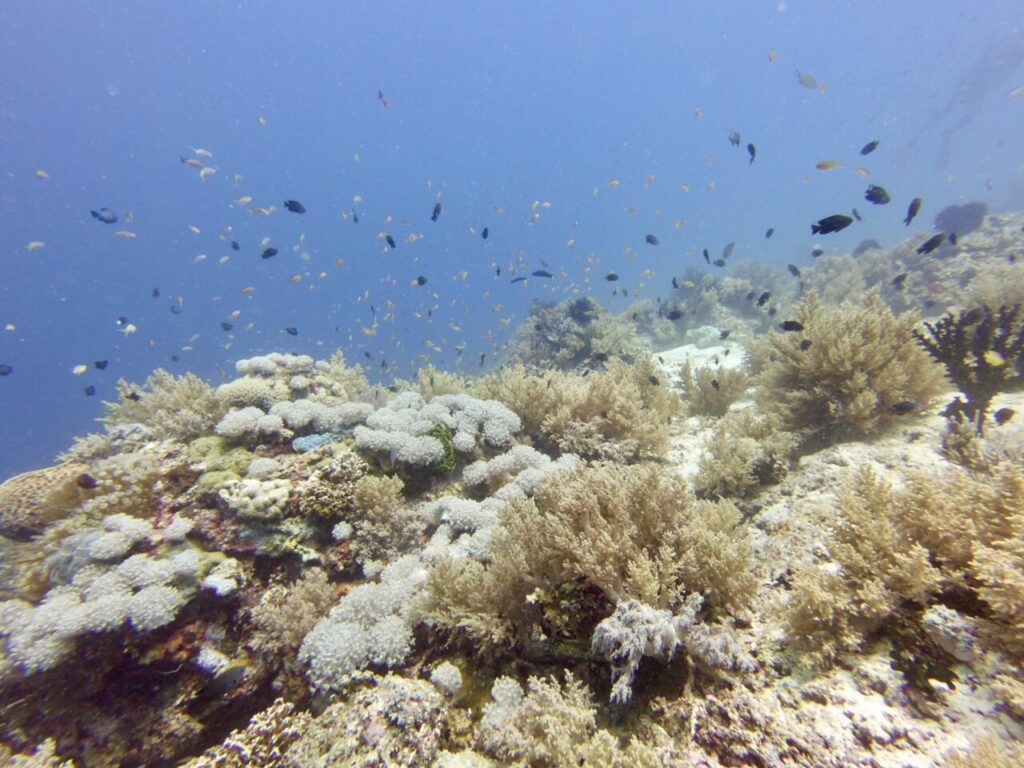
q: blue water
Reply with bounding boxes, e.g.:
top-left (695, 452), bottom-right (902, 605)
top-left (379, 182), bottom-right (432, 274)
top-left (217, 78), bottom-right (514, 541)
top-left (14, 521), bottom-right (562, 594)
top-left (1, 1), bottom-right (1022, 480)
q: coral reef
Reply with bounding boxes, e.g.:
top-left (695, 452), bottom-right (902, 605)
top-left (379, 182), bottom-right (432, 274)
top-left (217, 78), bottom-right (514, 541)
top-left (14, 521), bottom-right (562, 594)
top-left (678, 360), bottom-right (749, 417)
top-left (101, 370), bottom-right (226, 441)
top-left (694, 408), bottom-right (798, 498)
top-left (0, 463), bottom-right (90, 540)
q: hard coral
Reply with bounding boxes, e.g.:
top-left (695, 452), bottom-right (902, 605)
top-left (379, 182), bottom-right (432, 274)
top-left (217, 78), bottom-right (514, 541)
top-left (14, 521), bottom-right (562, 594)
top-left (756, 289), bottom-right (945, 445)
top-left (914, 304), bottom-right (1024, 432)
top-left (0, 462), bottom-right (89, 539)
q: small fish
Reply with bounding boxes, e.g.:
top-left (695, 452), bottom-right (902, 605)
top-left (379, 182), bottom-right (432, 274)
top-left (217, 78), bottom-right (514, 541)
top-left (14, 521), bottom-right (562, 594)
top-left (815, 160), bottom-right (840, 171)
top-left (767, 307), bottom-right (777, 316)
top-left (231, 240), bottom-right (240, 251)
top-left (766, 228), bottom-right (774, 239)
top-left (890, 273), bottom-right (908, 290)
top-left (284, 327), bottom-right (298, 336)
top-left (509, 276), bottom-right (528, 284)
top-left (747, 143), bottom-right (756, 164)
top-left (703, 248), bottom-right (710, 264)
top-left (170, 305), bottom-right (182, 315)
top-left (283, 200), bottom-right (305, 214)
top-left (916, 233), bottom-right (945, 255)
top-left (648, 375), bottom-right (660, 386)
top-left (811, 246), bottom-right (824, 258)
top-left (415, 276), bottom-right (428, 286)
top-left (948, 232), bottom-right (957, 246)
top-left (35, 169), bottom-right (50, 180)
top-left (0, 363), bottom-right (12, 376)
top-left (667, 309), bottom-right (684, 320)
top-left (904, 197), bottom-right (922, 226)
top-left (431, 202), bottom-right (442, 222)
top-left (746, 291), bottom-right (756, 301)
top-left (711, 379), bottom-right (720, 391)
top-left (126, 391), bottom-right (141, 401)
top-left (795, 70), bottom-right (817, 89)
top-left (151, 287), bottom-right (160, 298)
top-left (994, 407), bottom-right (1015, 426)
top-left (72, 364), bottom-right (88, 375)
top-left (719, 330), bottom-right (731, 340)
top-left (864, 185), bottom-right (890, 205)
top-left (811, 214), bottom-right (853, 235)
top-left (983, 350), bottom-right (1006, 367)
top-left (220, 322), bottom-right (234, 331)
top-left (645, 234), bottom-right (659, 246)
top-left (605, 272), bottom-right (619, 282)
top-left (860, 140), bottom-right (879, 156)
top-left (76, 472), bottom-right (97, 489)
top-left (181, 156), bottom-right (205, 169)
top-left (385, 234), bottom-right (396, 249)
top-left (531, 270), bottom-right (553, 278)
top-left (261, 247), bottom-right (278, 259)
top-left (712, 259), bottom-right (726, 267)
top-left (351, 209), bottom-right (360, 223)
top-left (799, 339), bottom-right (812, 351)
top-left (83, 385), bottom-right (96, 396)
top-left (890, 400), bottom-right (919, 415)
top-left (479, 353), bottom-right (486, 367)
top-left (94, 360), bottom-right (109, 370)
top-left (851, 208), bottom-right (863, 222)
top-left (722, 241), bottom-right (735, 260)
top-left (787, 264), bottom-right (801, 278)
top-left (378, 89), bottom-right (389, 107)
top-left (728, 131), bottom-right (741, 146)
top-left (90, 208), bottom-right (118, 224)
top-left (780, 320), bottom-right (804, 332)
top-left (672, 277), bottom-right (679, 289)
top-left (112, 230), bottom-right (136, 238)
top-left (756, 291), bottom-right (771, 307)
top-left (198, 167), bottom-right (216, 180)
top-left (481, 227), bottom-right (489, 240)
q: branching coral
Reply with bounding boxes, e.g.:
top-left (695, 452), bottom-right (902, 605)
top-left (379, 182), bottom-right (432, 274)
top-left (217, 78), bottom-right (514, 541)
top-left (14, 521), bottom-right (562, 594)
top-left (101, 369), bottom-right (226, 441)
top-left (756, 289), bottom-right (945, 444)
top-left (913, 304), bottom-right (1024, 432)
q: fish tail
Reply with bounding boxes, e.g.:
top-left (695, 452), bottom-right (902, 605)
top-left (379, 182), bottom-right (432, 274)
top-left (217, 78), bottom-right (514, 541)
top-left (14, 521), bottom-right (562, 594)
top-left (811, 225), bottom-right (821, 234)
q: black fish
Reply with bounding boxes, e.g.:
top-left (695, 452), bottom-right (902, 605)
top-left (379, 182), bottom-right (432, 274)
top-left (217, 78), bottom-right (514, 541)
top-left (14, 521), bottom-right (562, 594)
top-left (719, 330), bottom-right (731, 340)
top-left (747, 143), bottom-right (756, 163)
top-left (151, 287), bottom-right (160, 298)
top-left (415, 276), bottom-right (428, 286)
top-left (94, 360), bottom-right (108, 370)
top-left (811, 214), bottom-right (853, 235)
top-left (667, 309), bottom-right (684, 320)
top-left (76, 473), bottom-right (97, 489)
top-left (284, 327), bottom-right (298, 336)
top-left (646, 234), bottom-right (659, 246)
top-left (851, 208), bottom-right (863, 222)
top-left (126, 391), bottom-right (141, 401)
top-left (891, 273), bottom-right (908, 289)
top-left (767, 307), bottom-right (777, 316)
top-left (756, 291), bottom-right (771, 307)
top-left (479, 353), bottom-right (486, 367)
top-left (728, 131), bottom-right (741, 146)
top-left (787, 264), bottom-right (801, 277)
top-left (948, 232), bottom-right (957, 245)
top-left (780, 320), bottom-right (804, 332)
top-left (605, 272), bottom-right (619, 281)
top-left (711, 379), bottom-right (720, 390)
top-left (385, 234), bottom-right (396, 249)
top-left (220, 322), bottom-right (234, 331)
top-left (261, 247), bottom-right (278, 259)
top-left (860, 140), bottom-right (879, 156)
top-left (799, 339), bottom-right (812, 351)
top-left (117, 316), bottom-right (128, 326)
top-left (994, 407), bottom-right (1015, 426)
top-left (170, 305), bottom-right (182, 315)
top-left (231, 240), bottom-right (240, 251)
top-left (765, 228), bottom-right (774, 239)
top-left (864, 185), bottom-right (890, 205)
top-left (351, 209), bottom-right (360, 223)
top-left (593, 352), bottom-right (610, 362)
top-left (702, 248), bottom-right (710, 264)
top-left (496, 266), bottom-right (501, 276)
top-left (284, 199), bottom-right (306, 214)
top-left (431, 202), bottom-right (442, 222)
top-left (811, 246), bottom-right (824, 258)
top-left (83, 385), bottom-right (96, 396)
top-left (713, 259), bottom-right (726, 267)
top-left (890, 400), bottom-right (919, 415)
top-left (648, 375), bottom-right (660, 386)
top-left (90, 208), bottom-right (118, 224)
top-left (723, 241), bottom-right (735, 260)
top-left (531, 270), bottom-right (553, 278)
top-left (672, 277), bottom-right (679, 289)
top-left (510, 276), bottom-right (528, 283)
top-left (916, 233), bottom-right (945, 255)
top-left (904, 197), bottom-right (922, 226)
top-left (481, 227), bottom-right (489, 240)
top-left (0, 364), bottom-right (12, 376)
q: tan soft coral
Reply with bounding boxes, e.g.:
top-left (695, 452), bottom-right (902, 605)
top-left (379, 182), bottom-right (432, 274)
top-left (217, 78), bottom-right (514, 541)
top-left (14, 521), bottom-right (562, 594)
top-left (101, 369), bottom-right (226, 441)
top-left (474, 358), bottom-right (681, 461)
top-left (679, 361), bottom-right (749, 417)
top-left (421, 462), bottom-right (757, 649)
top-left (755, 288), bottom-right (945, 445)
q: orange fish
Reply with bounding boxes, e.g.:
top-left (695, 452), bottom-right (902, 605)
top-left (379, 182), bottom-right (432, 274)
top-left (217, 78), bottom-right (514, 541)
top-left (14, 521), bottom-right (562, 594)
top-left (240, 285), bottom-right (256, 294)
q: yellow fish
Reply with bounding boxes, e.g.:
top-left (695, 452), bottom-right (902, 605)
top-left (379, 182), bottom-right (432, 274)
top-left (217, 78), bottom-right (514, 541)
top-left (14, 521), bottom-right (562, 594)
top-left (608, 179), bottom-right (619, 189)
top-left (26, 241), bottom-right (45, 251)
top-left (815, 160), bottom-right (841, 171)
top-left (258, 115), bottom-right (267, 125)
top-left (984, 350), bottom-right (1006, 367)
top-left (193, 147), bottom-right (213, 158)
top-left (674, 218), bottom-right (686, 229)
top-left (768, 49), bottom-right (776, 63)
top-left (71, 364), bottom-right (88, 375)
top-left (234, 195), bottom-right (253, 205)
top-left (855, 168), bottom-right (870, 178)
top-left (35, 169), bottom-right (50, 180)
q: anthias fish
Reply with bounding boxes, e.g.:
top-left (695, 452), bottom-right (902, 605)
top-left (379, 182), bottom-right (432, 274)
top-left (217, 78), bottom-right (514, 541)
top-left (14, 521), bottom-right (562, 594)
top-left (864, 185), bottom-right (890, 205)
top-left (811, 214), bottom-right (853, 235)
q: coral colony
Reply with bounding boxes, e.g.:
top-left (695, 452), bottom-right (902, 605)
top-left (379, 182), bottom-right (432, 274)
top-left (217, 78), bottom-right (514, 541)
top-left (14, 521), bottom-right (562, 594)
top-left (3, 212), bottom-right (1024, 765)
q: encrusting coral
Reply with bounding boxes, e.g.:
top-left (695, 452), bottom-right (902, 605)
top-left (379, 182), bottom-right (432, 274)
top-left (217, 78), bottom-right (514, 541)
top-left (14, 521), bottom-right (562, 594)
top-left (755, 288), bottom-right (946, 445)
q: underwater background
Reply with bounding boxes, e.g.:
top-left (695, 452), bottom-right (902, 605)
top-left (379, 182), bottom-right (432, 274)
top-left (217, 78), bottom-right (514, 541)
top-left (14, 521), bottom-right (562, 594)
top-left (2, 0), bottom-right (1022, 479)
top-left (4, 3), bottom-right (1024, 767)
